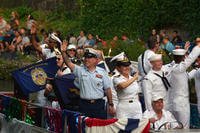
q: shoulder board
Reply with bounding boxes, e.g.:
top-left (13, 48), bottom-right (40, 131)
top-left (114, 75), bottom-right (121, 77)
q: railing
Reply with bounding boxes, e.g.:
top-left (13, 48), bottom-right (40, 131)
top-left (0, 93), bottom-right (81, 133)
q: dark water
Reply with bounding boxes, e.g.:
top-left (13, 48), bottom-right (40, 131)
top-left (0, 80), bottom-right (14, 92)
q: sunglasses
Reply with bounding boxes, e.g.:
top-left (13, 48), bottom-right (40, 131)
top-left (196, 41), bottom-right (200, 43)
top-left (56, 58), bottom-right (61, 61)
top-left (68, 49), bottom-right (76, 52)
top-left (84, 54), bottom-right (97, 58)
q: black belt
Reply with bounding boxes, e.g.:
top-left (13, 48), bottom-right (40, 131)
top-left (81, 98), bottom-right (103, 104)
top-left (129, 100), bottom-right (133, 103)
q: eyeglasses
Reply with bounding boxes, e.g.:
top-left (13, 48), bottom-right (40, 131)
top-left (56, 58), bottom-right (61, 61)
top-left (68, 49), bottom-right (76, 52)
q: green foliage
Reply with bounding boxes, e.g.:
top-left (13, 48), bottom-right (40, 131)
top-left (97, 40), bottom-right (146, 61)
top-left (81, 0), bottom-right (200, 40)
top-left (0, 54), bottom-right (37, 80)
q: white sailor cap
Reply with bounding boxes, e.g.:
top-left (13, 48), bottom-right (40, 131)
top-left (110, 52), bottom-right (131, 66)
top-left (149, 54), bottom-right (162, 61)
top-left (67, 44), bottom-right (76, 50)
top-left (49, 32), bottom-right (62, 44)
top-left (84, 48), bottom-right (99, 58)
top-left (152, 95), bottom-right (164, 102)
top-left (172, 49), bottom-right (186, 56)
top-left (110, 52), bottom-right (127, 62)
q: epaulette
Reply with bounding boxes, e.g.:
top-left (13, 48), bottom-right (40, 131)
top-left (114, 74), bottom-right (120, 77)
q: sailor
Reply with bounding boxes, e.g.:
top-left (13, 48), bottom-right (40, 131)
top-left (138, 38), bottom-right (159, 79)
top-left (168, 44), bottom-right (200, 128)
top-left (188, 55), bottom-right (200, 117)
top-left (113, 53), bottom-right (142, 119)
top-left (31, 25), bottom-right (61, 60)
top-left (142, 54), bottom-right (170, 111)
top-left (143, 95), bottom-right (178, 130)
top-left (61, 42), bottom-right (115, 119)
top-left (44, 53), bottom-right (71, 108)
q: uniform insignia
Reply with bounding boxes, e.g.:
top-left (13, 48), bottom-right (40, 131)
top-left (97, 83), bottom-right (101, 87)
top-left (96, 74), bottom-right (103, 78)
top-left (114, 75), bottom-right (120, 77)
top-left (165, 71), bottom-right (169, 75)
top-left (31, 68), bottom-right (47, 85)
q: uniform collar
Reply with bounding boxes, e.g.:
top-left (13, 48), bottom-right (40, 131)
top-left (152, 69), bottom-right (163, 75)
top-left (120, 74), bottom-right (131, 79)
top-left (84, 65), bottom-right (98, 73)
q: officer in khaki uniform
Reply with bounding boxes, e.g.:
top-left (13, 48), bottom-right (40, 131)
top-left (113, 53), bottom-right (142, 119)
top-left (61, 42), bottom-right (115, 119)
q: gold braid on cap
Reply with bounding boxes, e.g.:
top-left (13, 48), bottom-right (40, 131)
top-left (120, 54), bottom-right (130, 62)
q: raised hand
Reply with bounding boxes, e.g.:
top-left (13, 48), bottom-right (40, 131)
top-left (184, 41), bottom-right (190, 51)
top-left (61, 40), bottom-right (68, 52)
top-left (30, 23), bottom-right (37, 35)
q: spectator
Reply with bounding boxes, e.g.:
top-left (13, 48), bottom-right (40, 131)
top-left (10, 30), bottom-right (22, 53)
top-left (96, 35), bottom-right (107, 47)
top-left (121, 34), bottom-right (133, 44)
top-left (159, 29), bottom-right (166, 43)
top-left (110, 36), bottom-right (118, 48)
top-left (172, 30), bottom-right (182, 47)
top-left (26, 14), bottom-right (36, 31)
top-left (162, 36), bottom-right (175, 53)
top-left (84, 33), bottom-right (96, 47)
top-left (20, 27), bottom-right (31, 55)
top-left (68, 33), bottom-right (77, 45)
top-left (67, 44), bottom-right (81, 65)
top-left (77, 30), bottom-right (87, 48)
top-left (0, 16), bottom-right (7, 32)
top-left (3, 24), bottom-right (15, 45)
top-left (10, 11), bottom-right (20, 30)
top-left (149, 29), bottom-right (160, 43)
top-left (40, 30), bottom-right (49, 45)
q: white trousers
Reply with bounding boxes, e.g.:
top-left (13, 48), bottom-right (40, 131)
top-left (116, 99), bottom-right (142, 119)
top-left (171, 105), bottom-right (190, 129)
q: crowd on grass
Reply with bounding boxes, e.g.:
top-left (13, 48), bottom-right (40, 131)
top-left (1, 11), bottom-right (200, 130)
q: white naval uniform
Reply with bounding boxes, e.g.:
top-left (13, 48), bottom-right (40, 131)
top-left (142, 70), bottom-right (169, 111)
top-left (143, 109), bottom-right (177, 130)
top-left (138, 49), bottom-right (155, 78)
top-left (113, 75), bottom-right (142, 119)
top-left (36, 46), bottom-right (56, 106)
top-left (168, 46), bottom-right (200, 128)
top-left (188, 68), bottom-right (200, 116)
top-left (110, 69), bottom-right (120, 109)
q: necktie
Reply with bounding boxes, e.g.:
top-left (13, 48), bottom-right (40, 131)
top-left (154, 72), bottom-right (171, 91)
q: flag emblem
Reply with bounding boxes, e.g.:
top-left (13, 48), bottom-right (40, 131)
top-left (31, 68), bottom-right (47, 85)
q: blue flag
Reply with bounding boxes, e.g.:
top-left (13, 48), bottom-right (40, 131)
top-left (53, 74), bottom-right (80, 109)
top-left (12, 57), bottom-right (58, 95)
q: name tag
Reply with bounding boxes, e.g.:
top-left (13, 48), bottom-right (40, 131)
top-left (96, 74), bottom-right (103, 78)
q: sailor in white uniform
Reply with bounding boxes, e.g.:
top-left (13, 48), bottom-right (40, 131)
top-left (188, 56), bottom-right (200, 117)
top-left (113, 54), bottom-right (142, 119)
top-left (168, 45), bottom-right (200, 128)
top-left (138, 38), bottom-right (159, 78)
top-left (142, 54), bottom-right (170, 111)
top-left (143, 95), bottom-right (178, 130)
